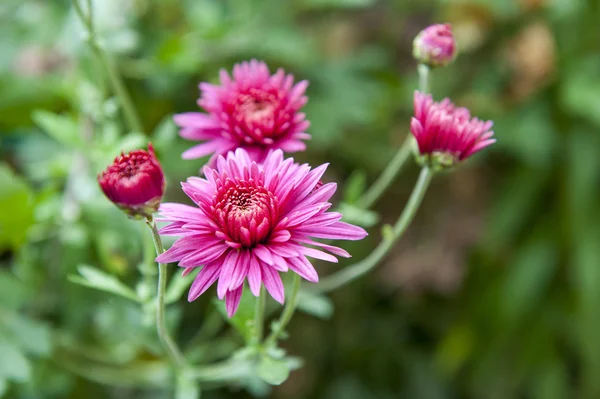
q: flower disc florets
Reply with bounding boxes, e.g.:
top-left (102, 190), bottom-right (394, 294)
top-left (98, 143), bottom-right (165, 218)
top-left (410, 91), bottom-right (495, 170)
top-left (174, 60), bottom-right (310, 165)
top-left (156, 149), bottom-right (367, 317)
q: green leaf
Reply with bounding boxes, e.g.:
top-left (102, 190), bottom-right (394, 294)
top-left (338, 202), bottom-right (379, 228)
top-left (31, 110), bottom-right (82, 148)
top-left (256, 355), bottom-right (290, 386)
top-left (68, 265), bottom-right (140, 302)
top-left (342, 170), bottom-right (367, 204)
top-left (0, 311), bottom-right (51, 356)
top-left (297, 290), bottom-right (334, 319)
top-left (0, 337), bottom-right (31, 382)
top-left (0, 379), bottom-right (6, 397)
top-left (0, 164), bottom-right (35, 250)
top-left (0, 271), bottom-right (29, 310)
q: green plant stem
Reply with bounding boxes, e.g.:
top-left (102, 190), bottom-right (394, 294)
top-left (253, 287), bottom-right (266, 345)
top-left (145, 217), bottom-right (187, 369)
top-left (356, 64), bottom-right (431, 210)
top-left (357, 136), bottom-right (413, 209)
top-left (72, 0), bottom-right (144, 134)
top-left (264, 274), bottom-right (301, 348)
top-left (314, 167), bottom-right (434, 293)
top-left (418, 63), bottom-right (430, 93)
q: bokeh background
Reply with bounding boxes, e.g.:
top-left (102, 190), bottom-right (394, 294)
top-left (2, 0), bottom-right (600, 398)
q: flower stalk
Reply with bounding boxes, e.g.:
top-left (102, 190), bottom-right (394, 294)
top-left (253, 287), bottom-right (266, 345)
top-left (314, 167), bottom-right (434, 293)
top-left (264, 273), bottom-right (301, 348)
top-left (355, 56), bottom-right (431, 210)
top-left (71, 0), bottom-right (144, 134)
top-left (145, 216), bottom-right (188, 368)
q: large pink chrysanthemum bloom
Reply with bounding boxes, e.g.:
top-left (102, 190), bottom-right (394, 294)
top-left (410, 91), bottom-right (495, 169)
top-left (174, 60), bottom-right (310, 165)
top-left (156, 149), bottom-right (367, 317)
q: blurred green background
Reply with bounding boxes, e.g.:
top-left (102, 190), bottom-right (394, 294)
top-left (2, 0), bottom-right (600, 398)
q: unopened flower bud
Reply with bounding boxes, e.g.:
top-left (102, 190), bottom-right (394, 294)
top-left (98, 143), bottom-right (165, 219)
top-left (413, 24), bottom-right (457, 68)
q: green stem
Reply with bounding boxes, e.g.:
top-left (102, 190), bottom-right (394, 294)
top-left (145, 217), bottom-right (187, 368)
top-left (253, 287), bottom-right (266, 345)
top-left (264, 274), bottom-right (301, 348)
top-left (356, 63), bottom-right (431, 210)
top-left (418, 63), bottom-right (430, 93)
top-left (314, 167), bottom-right (434, 293)
top-left (72, 0), bottom-right (144, 134)
top-left (357, 136), bottom-right (414, 209)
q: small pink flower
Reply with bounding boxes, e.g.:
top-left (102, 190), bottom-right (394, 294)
top-left (410, 91), bottom-right (495, 168)
top-left (413, 24), bottom-right (457, 67)
top-left (98, 143), bottom-right (165, 218)
top-left (175, 60), bottom-right (310, 165)
top-left (156, 149), bottom-right (367, 317)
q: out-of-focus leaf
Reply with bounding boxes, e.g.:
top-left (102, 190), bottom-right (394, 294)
top-left (338, 202), bottom-right (379, 227)
top-left (68, 264), bottom-right (140, 302)
top-left (500, 235), bottom-right (557, 325)
top-left (494, 101), bottom-right (557, 168)
top-left (0, 271), bottom-right (29, 310)
top-left (342, 170), bottom-right (366, 204)
top-left (256, 355), bottom-right (290, 386)
top-left (297, 290), bottom-right (334, 319)
top-left (561, 56), bottom-right (600, 127)
top-left (435, 324), bottom-right (474, 376)
top-left (0, 379), bottom-right (6, 397)
top-left (0, 338), bottom-right (30, 382)
top-left (0, 164), bottom-right (35, 250)
top-left (0, 311), bottom-right (51, 356)
top-left (31, 110), bottom-right (82, 148)
top-left (484, 168), bottom-right (548, 252)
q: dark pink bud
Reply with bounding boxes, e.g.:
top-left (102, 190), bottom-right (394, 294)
top-left (98, 143), bottom-right (165, 218)
top-left (413, 24), bottom-right (457, 68)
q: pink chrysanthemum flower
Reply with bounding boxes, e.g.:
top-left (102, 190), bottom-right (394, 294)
top-left (98, 143), bottom-right (165, 219)
top-left (413, 24), bottom-right (457, 68)
top-left (410, 91), bottom-right (495, 169)
top-left (174, 60), bottom-right (310, 165)
top-left (156, 149), bottom-right (367, 317)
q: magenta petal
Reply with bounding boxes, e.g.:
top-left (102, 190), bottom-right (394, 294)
top-left (248, 255), bottom-right (262, 296)
top-left (288, 256), bottom-right (319, 283)
top-left (261, 264), bottom-right (285, 304)
top-left (302, 246), bottom-right (338, 263)
top-left (217, 251), bottom-right (239, 299)
top-left (229, 250), bottom-right (250, 290)
top-left (188, 265), bottom-right (220, 301)
top-left (225, 286), bottom-right (244, 317)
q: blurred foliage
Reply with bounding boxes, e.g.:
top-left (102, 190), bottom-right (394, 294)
top-left (1, 0), bottom-right (600, 398)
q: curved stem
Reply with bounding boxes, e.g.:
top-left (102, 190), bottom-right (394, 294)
top-left (72, 0), bottom-right (144, 134)
top-left (253, 287), bottom-right (266, 345)
top-left (357, 136), bottom-right (413, 209)
top-left (145, 217), bottom-right (187, 368)
top-left (314, 167), bottom-right (434, 293)
top-left (264, 274), bottom-right (301, 348)
top-left (418, 63), bottom-right (430, 93)
top-left (356, 64), bottom-right (431, 210)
